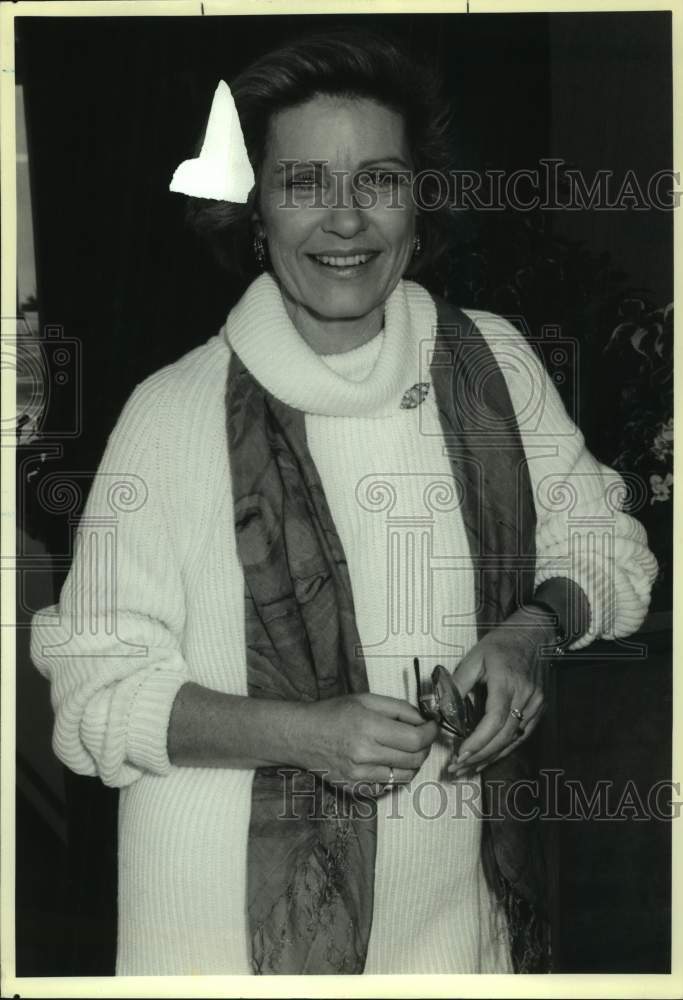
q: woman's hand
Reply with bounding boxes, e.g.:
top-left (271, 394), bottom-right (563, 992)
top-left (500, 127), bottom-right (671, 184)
top-left (448, 608), bottom-right (555, 777)
top-left (168, 684), bottom-right (436, 786)
top-left (293, 693), bottom-right (439, 796)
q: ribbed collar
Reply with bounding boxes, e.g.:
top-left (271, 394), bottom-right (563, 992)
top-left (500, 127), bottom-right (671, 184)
top-left (224, 273), bottom-right (437, 418)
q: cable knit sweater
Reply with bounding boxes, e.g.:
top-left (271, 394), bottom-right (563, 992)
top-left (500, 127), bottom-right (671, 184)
top-left (31, 275), bottom-right (658, 976)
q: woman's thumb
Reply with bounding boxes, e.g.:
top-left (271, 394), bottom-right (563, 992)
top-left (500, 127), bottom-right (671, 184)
top-left (452, 650), bottom-right (485, 696)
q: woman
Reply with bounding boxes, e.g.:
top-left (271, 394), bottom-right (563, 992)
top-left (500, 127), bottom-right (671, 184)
top-left (31, 31), bottom-right (658, 976)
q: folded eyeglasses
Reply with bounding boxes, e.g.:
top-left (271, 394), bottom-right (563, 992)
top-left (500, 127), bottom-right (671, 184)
top-left (413, 656), bottom-right (485, 743)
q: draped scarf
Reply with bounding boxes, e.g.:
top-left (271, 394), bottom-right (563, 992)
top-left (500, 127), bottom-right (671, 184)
top-left (226, 293), bottom-right (549, 974)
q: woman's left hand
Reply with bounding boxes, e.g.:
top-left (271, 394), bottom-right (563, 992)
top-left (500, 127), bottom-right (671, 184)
top-left (448, 607), bottom-right (555, 777)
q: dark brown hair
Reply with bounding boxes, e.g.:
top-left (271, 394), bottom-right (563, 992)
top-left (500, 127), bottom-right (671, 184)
top-left (183, 29), bottom-right (456, 284)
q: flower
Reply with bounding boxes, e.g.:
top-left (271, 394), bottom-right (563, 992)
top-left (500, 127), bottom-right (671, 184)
top-left (651, 417), bottom-right (674, 462)
top-left (649, 472), bottom-right (673, 504)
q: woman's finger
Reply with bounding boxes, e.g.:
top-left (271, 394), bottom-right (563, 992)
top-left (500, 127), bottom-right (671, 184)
top-left (459, 712), bottom-right (521, 768)
top-left (371, 744), bottom-right (431, 771)
top-left (374, 716), bottom-right (438, 754)
top-left (518, 689), bottom-right (544, 726)
top-left (361, 693), bottom-right (426, 726)
top-left (491, 688), bottom-right (542, 752)
top-left (477, 700), bottom-right (547, 771)
top-left (449, 647), bottom-right (486, 698)
top-left (475, 689), bottom-right (543, 762)
top-left (453, 682), bottom-right (511, 759)
top-left (455, 676), bottom-right (535, 762)
top-left (506, 690), bottom-right (545, 745)
top-left (515, 696), bottom-right (546, 738)
top-left (478, 703), bottom-right (547, 768)
top-left (452, 686), bottom-right (540, 771)
top-left (341, 765), bottom-right (416, 794)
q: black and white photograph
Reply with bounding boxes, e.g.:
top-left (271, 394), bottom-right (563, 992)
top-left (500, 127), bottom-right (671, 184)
top-left (2, 0), bottom-right (678, 994)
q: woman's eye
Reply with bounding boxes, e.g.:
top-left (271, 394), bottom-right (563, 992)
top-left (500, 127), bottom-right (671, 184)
top-left (289, 174), bottom-right (319, 189)
top-left (357, 169), bottom-right (405, 188)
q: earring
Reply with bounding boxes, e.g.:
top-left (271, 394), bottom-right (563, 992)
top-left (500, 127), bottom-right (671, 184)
top-left (253, 235), bottom-right (266, 270)
top-left (413, 233), bottom-right (422, 257)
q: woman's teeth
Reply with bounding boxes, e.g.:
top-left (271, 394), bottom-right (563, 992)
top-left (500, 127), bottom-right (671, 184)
top-left (314, 253), bottom-right (374, 266)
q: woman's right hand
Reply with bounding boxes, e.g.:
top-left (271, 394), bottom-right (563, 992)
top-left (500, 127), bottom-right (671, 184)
top-left (291, 693), bottom-right (439, 796)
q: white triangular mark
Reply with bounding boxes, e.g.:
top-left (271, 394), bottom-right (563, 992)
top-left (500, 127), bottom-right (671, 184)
top-left (169, 80), bottom-right (255, 203)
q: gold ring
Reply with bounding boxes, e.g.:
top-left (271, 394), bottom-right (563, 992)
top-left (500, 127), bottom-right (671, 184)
top-left (510, 707), bottom-right (524, 722)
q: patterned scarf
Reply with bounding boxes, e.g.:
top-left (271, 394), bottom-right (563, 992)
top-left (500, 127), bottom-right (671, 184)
top-left (226, 293), bottom-right (548, 974)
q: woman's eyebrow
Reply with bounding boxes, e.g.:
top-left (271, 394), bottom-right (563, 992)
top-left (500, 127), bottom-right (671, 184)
top-left (274, 160), bottom-right (325, 173)
top-left (355, 156), bottom-right (412, 170)
top-left (271, 157), bottom-right (412, 177)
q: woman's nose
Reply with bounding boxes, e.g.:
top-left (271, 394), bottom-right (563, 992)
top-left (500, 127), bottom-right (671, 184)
top-left (322, 205), bottom-right (367, 238)
top-left (321, 174), bottom-right (368, 237)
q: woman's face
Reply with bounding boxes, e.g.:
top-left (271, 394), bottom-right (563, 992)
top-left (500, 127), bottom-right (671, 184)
top-left (255, 95), bottom-right (416, 335)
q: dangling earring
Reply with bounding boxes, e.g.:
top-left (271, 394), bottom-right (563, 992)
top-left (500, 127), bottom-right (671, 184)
top-left (253, 235), bottom-right (266, 270)
top-left (413, 233), bottom-right (422, 258)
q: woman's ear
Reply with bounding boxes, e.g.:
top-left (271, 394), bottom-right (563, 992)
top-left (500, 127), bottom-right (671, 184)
top-left (251, 210), bottom-right (265, 240)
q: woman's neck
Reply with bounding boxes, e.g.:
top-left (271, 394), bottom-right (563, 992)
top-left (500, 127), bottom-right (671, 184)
top-left (279, 286), bottom-right (384, 356)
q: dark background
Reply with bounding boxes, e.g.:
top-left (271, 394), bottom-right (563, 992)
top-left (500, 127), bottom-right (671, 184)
top-left (15, 11), bottom-right (673, 976)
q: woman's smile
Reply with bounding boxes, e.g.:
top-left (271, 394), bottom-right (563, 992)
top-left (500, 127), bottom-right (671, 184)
top-left (255, 94), bottom-right (416, 353)
top-left (306, 249), bottom-right (381, 277)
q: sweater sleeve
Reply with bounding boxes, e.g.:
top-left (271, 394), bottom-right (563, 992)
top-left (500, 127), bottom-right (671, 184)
top-left (30, 375), bottom-right (192, 788)
top-left (468, 311), bottom-right (659, 650)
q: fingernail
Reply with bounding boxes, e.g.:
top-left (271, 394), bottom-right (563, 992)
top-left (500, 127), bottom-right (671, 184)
top-left (456, 750), bottom-right (471, 764)
top-left (475, 764), bottom-right (485, 773)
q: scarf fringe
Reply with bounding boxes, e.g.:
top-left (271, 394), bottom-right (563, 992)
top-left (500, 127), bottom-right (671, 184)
top-left (494, 869), bottom-right (552, 974)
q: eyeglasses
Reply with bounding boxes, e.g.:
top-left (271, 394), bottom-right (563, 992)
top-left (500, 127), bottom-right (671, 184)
top-left (413, 657), bottom-right (484, 742)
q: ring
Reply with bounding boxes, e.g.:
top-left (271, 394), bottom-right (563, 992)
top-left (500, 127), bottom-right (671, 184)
top-left (510, 707), bottom-right (524, 722)
top-left (387, 766), bottom-right (395, 785)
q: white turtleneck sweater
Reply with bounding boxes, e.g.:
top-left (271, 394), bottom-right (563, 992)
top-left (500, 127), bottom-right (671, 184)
top-left (31, 275), bottom-right (657, 976)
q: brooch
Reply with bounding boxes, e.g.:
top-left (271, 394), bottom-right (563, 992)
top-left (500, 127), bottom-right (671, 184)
top-left (400, 382), bottom-right (430, 409)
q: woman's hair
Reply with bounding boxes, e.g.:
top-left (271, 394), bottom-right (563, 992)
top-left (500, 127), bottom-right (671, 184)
top-left (183, 29), bottom-right (456, 285)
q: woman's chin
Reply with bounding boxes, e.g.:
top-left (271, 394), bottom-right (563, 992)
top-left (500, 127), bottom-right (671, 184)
top-left (299, 289), bottom-right (385, 323)
top-left (297, 268), bottom-right (404, 321)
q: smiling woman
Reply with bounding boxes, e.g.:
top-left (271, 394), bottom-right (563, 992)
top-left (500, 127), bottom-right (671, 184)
top-left (30, 27), bottom-right (658, 978)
